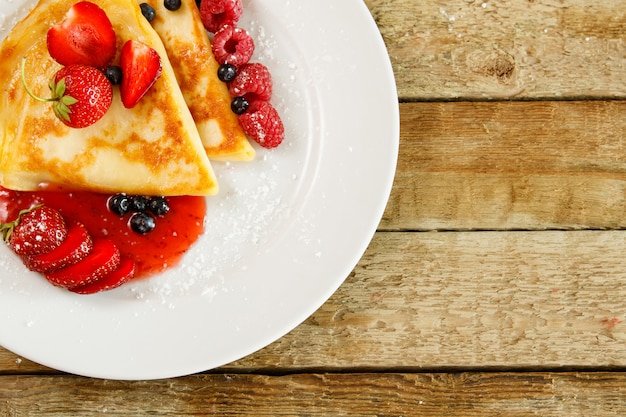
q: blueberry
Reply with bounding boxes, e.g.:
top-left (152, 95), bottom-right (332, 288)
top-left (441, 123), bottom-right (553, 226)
top-left (217, 64), bottom-right (237, 82)
top-left (231, 97), bottom-right (250, 115)
top-left (140, 3), bottom-right (156, 21)
top-left (148, 196), bottom-right (170, 216)
top-left (129, 212), bottom-right (156, 234)
top-left (130, 195), bottom-right (150, 212)
top-left (108, 194), bottom-right (130, 215)
top-left (104, 66), bottom-right (123, 85)
top-left (164, 0), bottom-right (182, 11)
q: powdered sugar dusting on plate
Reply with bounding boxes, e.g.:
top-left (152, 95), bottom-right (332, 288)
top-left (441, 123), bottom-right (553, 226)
top-left (0, 0), bottom-right (35, 40)
top-left (122, 7), bottom-right (324, 303)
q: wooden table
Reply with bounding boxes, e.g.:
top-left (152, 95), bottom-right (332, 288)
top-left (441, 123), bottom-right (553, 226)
top-left (3, 0), bottom-right (626, 415)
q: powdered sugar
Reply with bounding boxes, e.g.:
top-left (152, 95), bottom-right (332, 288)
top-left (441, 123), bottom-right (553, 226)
top-left (123, 7), bottom-right (322, 301)
top-left (0, 0), bottom-right (35, 40)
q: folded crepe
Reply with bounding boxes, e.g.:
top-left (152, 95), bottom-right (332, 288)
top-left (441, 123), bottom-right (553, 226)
top-left (142, 0), bottom-right (255, 161)
top-left (0, 0), bottom-right (219, 196)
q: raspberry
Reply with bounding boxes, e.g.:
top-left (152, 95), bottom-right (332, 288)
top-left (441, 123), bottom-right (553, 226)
top-left (199, 0), bottom-right (243, 33)
top-left (228, 62), bottom-right (273, 103)
top-left (212, 25), bottom-right (254, 68)
top-left (238, 101), bottom-right (284, 149)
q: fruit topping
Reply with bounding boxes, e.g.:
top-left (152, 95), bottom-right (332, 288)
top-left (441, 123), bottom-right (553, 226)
top-left (45, 238), bottom-right (121, 288)
top-left (200, 1), bottom-right (286, 148)
top-left (46, 1), bottom-right (116, 69)
top-left (0, 201), bottom-right (136, 293)
top-left (199, 0), bottom-right (243, 33)
top-left (217, 63), bottom-right (237, 82)
top-left (107, 194), bottom-right (169, 234)
top-left (140, 2), bottom-right (157, 22)
top-left (130, 195), bottom-right (150, 212)
top-left (129, 212), bottom-right (156, 235)
top-left (119, 40), bottom-right (162, 108)
top-left (238, 100), bottom-right (284, 149)
top-left (230, 96), bottom-right (249, 115)
top-left (211, 25), bottom-right (254, 68)
top-left (0, 206), bottom-right (68, 256)
top-left (23, 221), bottom-right (93, 273)
top-left (164, 0), bottom-right (183, 11)
top-left (21, 60), bottom-right (113, 128)
top-left (228, 62), bottom-right (273, 103)
top-left (54, 65), bottom-right (113, 128)
top-left (70, 257), bottom-right (136, 294)
top-left (108, 194), bottom-right (131, 215)
top-left (104, 65), bottom-right (123, 85)
top-left (148, 196), bottom-right (170, 216)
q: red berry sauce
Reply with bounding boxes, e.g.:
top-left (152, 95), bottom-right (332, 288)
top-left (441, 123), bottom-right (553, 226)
top-left (0, 187), bottom-right (206, 279)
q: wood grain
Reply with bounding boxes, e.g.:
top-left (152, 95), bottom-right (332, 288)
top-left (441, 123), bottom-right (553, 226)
top-left (365, 0), bottom-right (626, 100)
top-left (3, 1), bottom-right (626, 415)
top-left (1, 373), bottom-right (625, 416)
top-left (384, 101), bottom-right (626, 230)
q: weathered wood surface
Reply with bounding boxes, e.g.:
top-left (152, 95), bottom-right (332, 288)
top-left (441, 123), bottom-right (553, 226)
top-left (3, 0), bottom-right (626, 415)
top-left (365, 0), bottom-right (626, 100)
top-left (1, 373), bottom-right (626, 416)
top-left (385, 101), bottom-right (626, 231)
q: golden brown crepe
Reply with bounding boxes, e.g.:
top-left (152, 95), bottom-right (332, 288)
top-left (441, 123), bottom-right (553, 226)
top-left (0, 0), bottom-right (219, 196)
top-left (142, 0), bottom-right (255, 161)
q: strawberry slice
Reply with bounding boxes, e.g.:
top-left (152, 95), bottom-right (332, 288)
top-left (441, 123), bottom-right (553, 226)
top-left (70, 257), bottom-right (135, 295)
top-left (45, 239), bottom-right (120, 288)
top-left (46, 1), bottom-right (116, 69)
top-left (22, 221), bottom-right (92, 273)
top-left (119, 40), bottom-right (162, 108)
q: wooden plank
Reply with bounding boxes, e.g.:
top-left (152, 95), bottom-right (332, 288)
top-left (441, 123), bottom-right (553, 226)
top-left (364, 0), bottom-right (626, 100)
top-left (228, 230), bottom-right (626, 370)
top-left (4, 230), bottom-right (626, 373)
top-left (381, 101), bottom-right (626, 231)
top-left (1, 372), bottom-right (625, 416)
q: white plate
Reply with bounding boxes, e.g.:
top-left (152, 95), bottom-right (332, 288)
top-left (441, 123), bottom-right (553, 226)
top-left (0, 0), bottom-right (398, 380)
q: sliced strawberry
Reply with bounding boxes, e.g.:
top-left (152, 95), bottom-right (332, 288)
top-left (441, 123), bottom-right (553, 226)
top-left (119, 40), bottom-right (162, 108)
top-left (46, 1), bottom-right (116, 69)
top-left (70, 257), bottom-right (135, 294)
top-left (45, 239), bottom-right (120, 288)
top-left (1, 206), bottom-right (68, 256)
top-left (22, 221), bottom-right (92, 273)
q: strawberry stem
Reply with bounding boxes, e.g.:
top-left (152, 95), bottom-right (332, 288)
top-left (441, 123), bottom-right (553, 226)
top-left (0, 205), bottom-right (43, 243)
top-left (20, 57), bottom-right (77, 123)
top-left (20, 56), bottom-right (54, 103)
top-left (0, 222), bottom-right (14, 243)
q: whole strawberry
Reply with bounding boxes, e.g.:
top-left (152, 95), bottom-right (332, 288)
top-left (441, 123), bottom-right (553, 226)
top-left (21, 60), bottom-right (113, 128)
top-left (50, 65), bottom-right (113, 128)
top-left (0, 206), bottom-right (68, 257)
